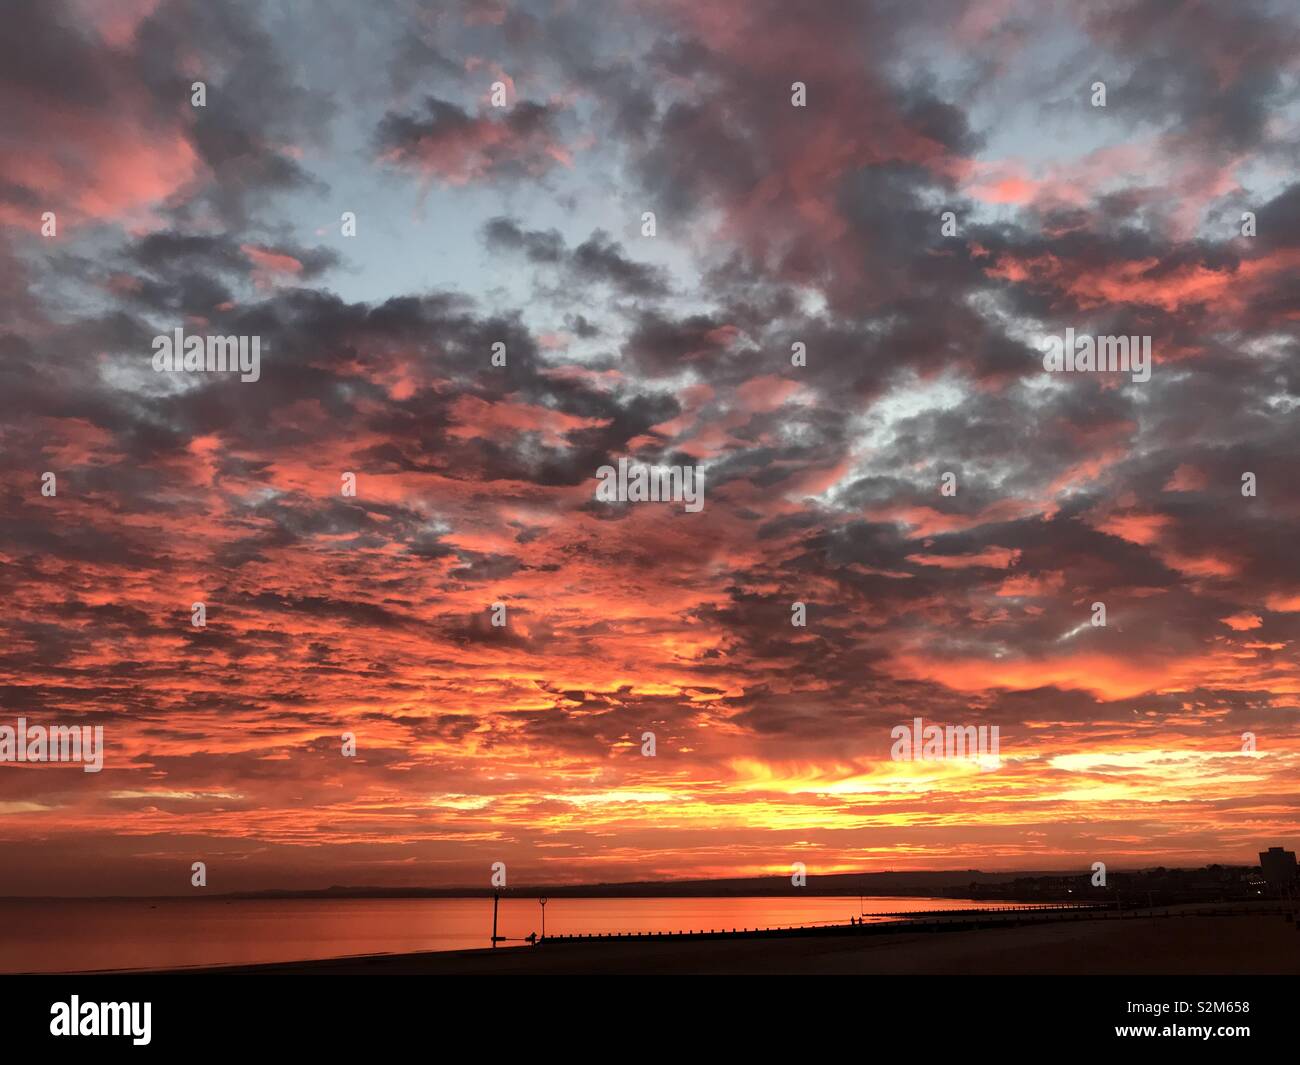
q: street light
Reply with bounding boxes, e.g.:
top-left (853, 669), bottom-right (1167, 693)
top-left (539, 897), bottom-right (548, 941)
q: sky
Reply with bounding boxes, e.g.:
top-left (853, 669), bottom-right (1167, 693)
top-left (0, 0), bottom-right (1298, 896)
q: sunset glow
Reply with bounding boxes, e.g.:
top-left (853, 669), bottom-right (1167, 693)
top-left (1, 0), bottom-right (1297, 898)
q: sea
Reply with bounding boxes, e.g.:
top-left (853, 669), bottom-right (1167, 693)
top-left (0, 895), bottom-right (1001, 973)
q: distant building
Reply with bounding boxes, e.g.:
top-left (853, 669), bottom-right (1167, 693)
top-left (1258, 847), bottom-right (1297, 890)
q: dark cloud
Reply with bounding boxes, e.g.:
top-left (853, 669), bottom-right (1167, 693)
top-left (483, 217), bottom-right (670, 297)
top-left (375, 96), bottom-right (568, 184)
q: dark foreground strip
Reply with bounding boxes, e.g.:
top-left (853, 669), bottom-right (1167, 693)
top-left (2, 972), bottom-right (1294, 1053)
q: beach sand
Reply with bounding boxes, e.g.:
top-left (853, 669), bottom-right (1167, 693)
top-left (179, 912), bottom-right (1300, 975)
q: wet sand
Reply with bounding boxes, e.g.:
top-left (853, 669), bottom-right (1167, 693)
top-left (174, 912), bottom-right (1300, 975)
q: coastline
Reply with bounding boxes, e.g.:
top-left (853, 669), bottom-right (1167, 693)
top-left (151, 909), bottom-right (1300, 976)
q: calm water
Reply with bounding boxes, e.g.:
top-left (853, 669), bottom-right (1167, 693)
top-left (0, 895), bottom-right (997, 973)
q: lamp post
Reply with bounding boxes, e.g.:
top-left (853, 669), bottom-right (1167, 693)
top-left (539, 897), bottom-right (548, 941)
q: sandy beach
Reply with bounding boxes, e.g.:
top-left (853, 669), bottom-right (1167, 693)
top-left (173, 911), bottom-right (1300, 976)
